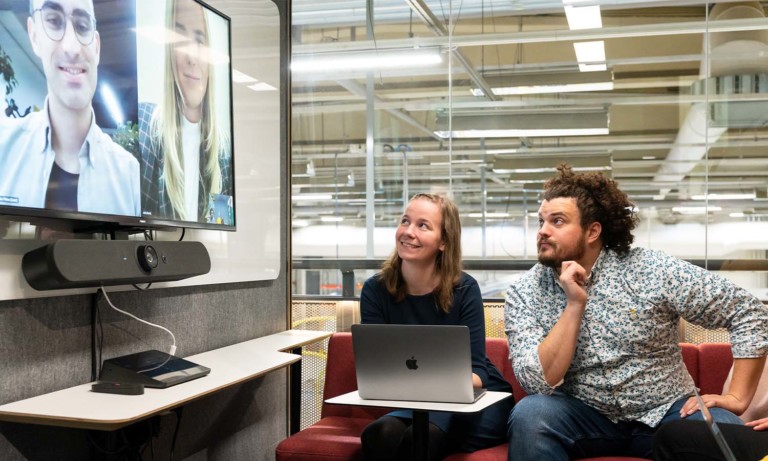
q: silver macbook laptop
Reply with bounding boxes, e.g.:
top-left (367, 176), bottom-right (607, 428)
top-left (693, 388), bottom-right (738, 461)
top-left (351, 324), bottom-right (486, 404)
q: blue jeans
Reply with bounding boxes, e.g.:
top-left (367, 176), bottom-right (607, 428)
top-left (506, 391), bottom-right (744, 461)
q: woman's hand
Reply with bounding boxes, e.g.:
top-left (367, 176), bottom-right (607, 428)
top-left (679, 393), bottom-right (747, 418)
top-left (747, 416), bottom-right (768, 431)
top-left (472, 372), bottom-right (483, 389)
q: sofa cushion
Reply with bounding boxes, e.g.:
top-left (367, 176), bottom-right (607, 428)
top-left (275, 416), bottom-right (370, 461)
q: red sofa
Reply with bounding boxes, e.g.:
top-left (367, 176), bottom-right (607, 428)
top-left (276, 333), bottom-right (734, 461)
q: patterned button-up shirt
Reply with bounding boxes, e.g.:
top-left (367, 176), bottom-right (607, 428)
top-left (505, 247), bottom-right (768, 427)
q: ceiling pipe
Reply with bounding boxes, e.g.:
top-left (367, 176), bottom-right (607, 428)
top-left (653, 2), bottom-right (768, 188)
top-left (404, 0), bottom-right (499, 101)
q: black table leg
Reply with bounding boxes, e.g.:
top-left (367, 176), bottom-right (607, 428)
top-left (289, 346), bottom-right (302, 435)
top-left (412, 410), bottom-right (429, 461)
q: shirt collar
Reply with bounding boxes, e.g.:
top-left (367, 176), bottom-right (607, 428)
top-left (588, 247), bottom-right (607, 286)
top-left (38, 97), bottom-right (98, 169)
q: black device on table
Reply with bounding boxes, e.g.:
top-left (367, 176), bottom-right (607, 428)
top-left (99, 350), bottom-right (211, 389)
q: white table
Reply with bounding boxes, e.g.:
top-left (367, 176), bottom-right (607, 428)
top-left (326, 390), bottom-right (512, 460)
top-left (0, 329), bottom-right (332, 431)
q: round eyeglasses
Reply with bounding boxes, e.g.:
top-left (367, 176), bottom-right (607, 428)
top-left (32, 5), bottom-right (97, 46)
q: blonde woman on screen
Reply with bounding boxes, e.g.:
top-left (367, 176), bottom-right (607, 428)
top-left (139, 0), bottom-right (231, 223)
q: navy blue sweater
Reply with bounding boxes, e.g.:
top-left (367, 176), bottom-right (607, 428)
top-left (360, 272), bottom-right (511, 392)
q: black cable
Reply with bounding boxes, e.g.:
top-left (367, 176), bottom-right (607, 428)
top-left (169, 407), bottom-right (183, 461)
top-left (177, 228), bottom-right (186, 242)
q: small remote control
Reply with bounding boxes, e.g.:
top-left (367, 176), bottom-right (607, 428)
top-left (91, 381), bottom-right (145, 395)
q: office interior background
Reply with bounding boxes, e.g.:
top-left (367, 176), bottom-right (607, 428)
top-left (290, 0), bottom-right (768, 428)
top-left (0, 0), bottom-right (767, 459)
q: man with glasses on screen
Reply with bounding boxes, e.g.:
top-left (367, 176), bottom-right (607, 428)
top-left (0, 0), bottom-right (140, 216)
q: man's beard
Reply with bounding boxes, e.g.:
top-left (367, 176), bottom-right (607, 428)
top-left (538, 235), bottom-right (587, 269)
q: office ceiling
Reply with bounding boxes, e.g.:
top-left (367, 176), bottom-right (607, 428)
top-left (290, 0), bottom-right (768, 228)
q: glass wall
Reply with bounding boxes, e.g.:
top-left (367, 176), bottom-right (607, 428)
top-left (290, 0), bottom-right (768, 300)
top-left (289, 1), bottom-right (768, 428)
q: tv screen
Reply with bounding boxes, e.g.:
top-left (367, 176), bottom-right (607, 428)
top-left (0, 0), bottom-right (235, 233)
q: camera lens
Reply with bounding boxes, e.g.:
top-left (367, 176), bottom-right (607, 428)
top-left (137, 245), bottom-right (159, 272)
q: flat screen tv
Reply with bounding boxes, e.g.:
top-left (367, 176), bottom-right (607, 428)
top-left (0, 0), bottom-right (235, 233)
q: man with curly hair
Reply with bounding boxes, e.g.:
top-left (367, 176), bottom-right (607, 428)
top-left (504, 164), bottom-right (768, 460)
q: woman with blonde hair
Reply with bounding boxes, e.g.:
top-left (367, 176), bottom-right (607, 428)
top-left (139, 0), bottom-right (231, 222)
top-left (359, 193), bottom-right (514, 460)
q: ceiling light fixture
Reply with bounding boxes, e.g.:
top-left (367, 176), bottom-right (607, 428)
top-left (470, 71), bottom-right (613, 96)
top-left (691, 193), bottom-right (756, 200)
top-left (292, 193), bottom-right (332, 201)
top-left (232, 69), bottom-right (258, 83)
top-left (574, 41), bottom-right (608, 72)
top-left (564, 3), bottom-right (602, 30)
top-left (562, 1), bottom-right (607, 72)
top-left (232, 69), bottom-right (276, 92)
top-left (671, 206), bottom-right (722, 214)
top-left (435, 110), bottom-right (609, 139)
top-left (291, 48), bottom-right (442, 73)
top-left (468, 212), bottom-right (510, 218)
top-left (320, 216), bottom-right (345, 222)
top-left (493, 154), bottom-right (612, 174)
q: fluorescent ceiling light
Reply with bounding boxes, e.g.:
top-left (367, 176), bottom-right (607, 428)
top-left (671, 206), bottom-right (722, 214)
top-left (487, 148), bottom-right (522, 154)
top-left (320, 216), bottom-right (345, 222)
top-left (435, 111), bottom-right (609, 139)
top-left (729, 212), bottom-right (745, 218)
top-left (493, 154), bottom-right (612, 174)
top-left (292, 49), bottom-right (442, 73)
top-left (472, 81), bottom-right (612, 96)
top-left (470, 71), bottom-right (613, 96)
top-left (574, 41), bottom-right (607, 72)
top-left (232, 69), bottom-right (258, 83)
top-left (439, 128), bottom-right (608, 138)
top-left (248, 82), bottom-right (277, 92)
top-left (292, 219), bottom-right (310, 227)
top-left (498, 166), bottom-right (611, 173)
top-left (691, 193), bottom-right (756, 200)
top-left (292, 194), bottom-right (332, 201)
top-left (564, 4), bottom-right (602, 30)
top-left (468, 212), bottom-right (510, 218)
top-left (231, 69), bottom-right (276, 92)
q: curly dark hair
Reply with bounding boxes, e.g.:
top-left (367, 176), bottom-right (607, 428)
top-left (542, 163), bottom-right (639, 255)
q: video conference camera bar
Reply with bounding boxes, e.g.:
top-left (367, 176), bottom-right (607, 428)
top-left (22, 239), bottom-right (211, 290)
